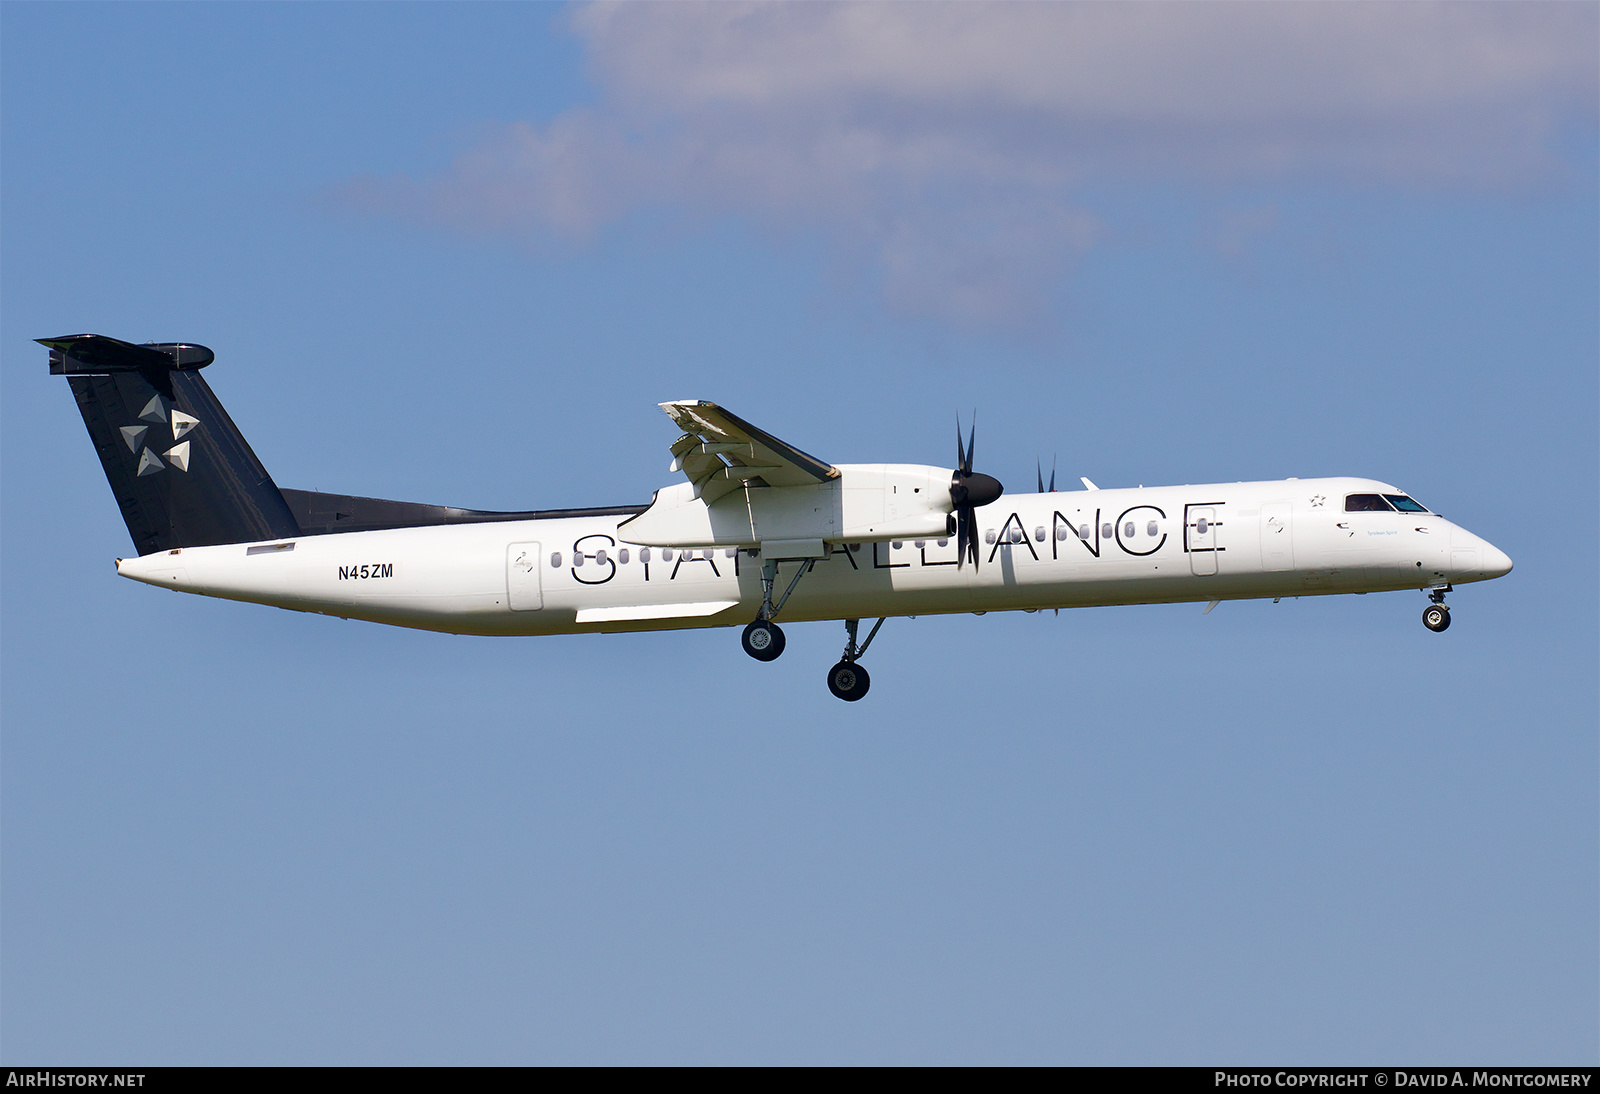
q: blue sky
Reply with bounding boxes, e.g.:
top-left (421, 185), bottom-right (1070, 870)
top-left (3, 2), bottom-right (1595, 1064)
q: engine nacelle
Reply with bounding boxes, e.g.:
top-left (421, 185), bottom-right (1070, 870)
top-left (618, 463), bottom-right (954, 550)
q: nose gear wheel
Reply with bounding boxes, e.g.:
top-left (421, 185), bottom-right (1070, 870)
top-left (825, 617), bottom-right (885, 700)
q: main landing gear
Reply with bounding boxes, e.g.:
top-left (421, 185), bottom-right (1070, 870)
top-left (1422, 585), bottom-right (1452, 633)
top-left (740, 556), bottom-right (815, 663)
top-left (827, 617), bottom-right (885, 702)
top-left (738, 555), bottom-right (886, 700)
top-left (741, 618), bottom-right (785, 661)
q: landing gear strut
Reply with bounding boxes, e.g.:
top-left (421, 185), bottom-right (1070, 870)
top-left (1422, 585), bottom-right (1452, 633)
top-left (740, 557), bottom-right (815, 662)
top-left (827, 617), bottom-right (885, 702)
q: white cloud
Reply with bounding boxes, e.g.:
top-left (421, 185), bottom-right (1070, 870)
top-left (338, 1), bottom-right (1597, 328)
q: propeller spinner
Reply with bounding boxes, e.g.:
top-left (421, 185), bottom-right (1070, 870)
top-left (950, 415), bottom-right (1003, 569)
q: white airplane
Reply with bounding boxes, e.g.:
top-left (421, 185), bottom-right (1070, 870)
top-left (45, 334), bottom-right (1512, 701)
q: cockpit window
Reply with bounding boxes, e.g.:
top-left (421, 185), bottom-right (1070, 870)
top-left (1344, 494), bottom-right (1394, 512)
top-left (1384, 494), bottom-right (1429, 513)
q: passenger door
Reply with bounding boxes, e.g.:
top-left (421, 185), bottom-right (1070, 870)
top-left (507, 542), bottom-right (543, 611)
top-left (1187, 505), bottom-right (1219, 576)
top-left (1260, 501), bottom-right (1294, 572)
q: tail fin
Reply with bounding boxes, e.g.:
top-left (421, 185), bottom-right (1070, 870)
top-left (43, 334), bottom-right (301, 555)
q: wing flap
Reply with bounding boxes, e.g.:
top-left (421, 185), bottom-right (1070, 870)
top-left (660, 401), bottom-right (837, 494)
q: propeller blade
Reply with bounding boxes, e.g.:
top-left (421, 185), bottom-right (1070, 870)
top-left (947, 412), bottom-right (998, 570)
top-left (1037, 460), bottom-right (1044, 495)
top-left (1049, 457), bottom-right (1056, 493)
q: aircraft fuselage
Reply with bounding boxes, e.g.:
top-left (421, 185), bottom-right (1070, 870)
top-left (115, 476), bottom-right (1512, 636)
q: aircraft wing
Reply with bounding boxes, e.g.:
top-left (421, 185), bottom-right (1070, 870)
top-left (661, 400), bottom-right (838, 503)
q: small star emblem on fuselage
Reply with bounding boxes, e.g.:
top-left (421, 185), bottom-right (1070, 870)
top-left (1310, 494), bottom-right (1325, 507)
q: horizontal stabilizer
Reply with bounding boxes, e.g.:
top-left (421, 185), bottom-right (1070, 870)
top-left (40, 333), bottom-right (214, 374)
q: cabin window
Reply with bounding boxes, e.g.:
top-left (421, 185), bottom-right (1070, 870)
top-left (662, 548), bottom-right (674, 561)
top-left (725, 548), bottom-right (737, 558)
top-left (1384, 494), bottom-right (1429, 513)
top-left (619, 549), bottom-right (630, 564)
top-left (937, 538), bottom-right (948, 547)
top-left (1056, 526), bottom-right (1069, 541)
top-left (1147, 521), bottom-right (1159, 537)
top-left (1009, 528), bottom-right (1023, 544)
top-left (1344, 494), bottom-right (1394, 512)
top-left (985, 530), bottom-right (996, 544)
top-left (1034, 526), bottom-right (1046, 541)
top-left (1124, 521), bottom-right (1135, 538)
top-left (914, 540), bottom-right (925, 549)
top-left (640, 547), bottom-right (651, 563)
top-left (595, 549), bottom-right (607, 565)
top-left (1102, 522), bottom-right (1113, 539)
top-left (550, 552), bottom-right (562, 568)
top-left (892, 541), bottom-right (903, 549)
top-left (1196, 517), bottom-right (1209, 534)
top-left (573, 553), bottom-right (584, 568)
top-left (1080, 524), bottom-right (1091, 540)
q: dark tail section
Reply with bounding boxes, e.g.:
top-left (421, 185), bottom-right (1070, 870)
top-left (44, 334), bottom-right (301, 555)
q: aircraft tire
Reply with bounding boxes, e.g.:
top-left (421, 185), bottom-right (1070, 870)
top-left (1422, 604), bottom-right (1451, 632)
top-left (742, 620), bottom-right (785, 661)
top-left (827, 660), bottom-right (870, 702)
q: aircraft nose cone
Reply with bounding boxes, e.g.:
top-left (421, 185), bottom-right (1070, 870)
top-left (1481, 543), bottom-right (1513, 579)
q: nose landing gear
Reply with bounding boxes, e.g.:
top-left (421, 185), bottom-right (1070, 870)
top-left (827, 617), bottom-right (885, 702)
top-left (1422, 585), bottom-right (1452, 632)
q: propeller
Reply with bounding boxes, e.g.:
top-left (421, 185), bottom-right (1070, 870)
top-left (1037, 456), bottom-right (1056, 494)
top-left (950, 415), bottom-right (1004, 569)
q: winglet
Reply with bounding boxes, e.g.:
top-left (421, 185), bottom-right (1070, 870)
top-left (1080, 476), bottom-right (1099, 491)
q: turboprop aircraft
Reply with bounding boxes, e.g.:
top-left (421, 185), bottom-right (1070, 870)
top-left (44, 333), bottom-right (1512, 701)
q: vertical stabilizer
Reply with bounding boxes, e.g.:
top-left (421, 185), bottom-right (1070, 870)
top-left (43, 334), bottom-right (301, 554)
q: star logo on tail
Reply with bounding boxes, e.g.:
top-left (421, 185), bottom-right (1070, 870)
top-left (124, 395), bottom-right (200, 476)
